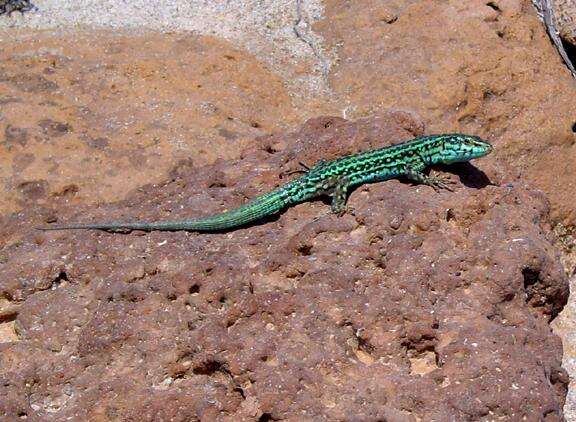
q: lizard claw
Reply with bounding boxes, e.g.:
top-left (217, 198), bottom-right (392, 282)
top-left (429, 176), bottom-right (456, 192)
top-left (331, 204), bottom-right (350, 217)
top-left (332, 207), bottom-right (346, 217)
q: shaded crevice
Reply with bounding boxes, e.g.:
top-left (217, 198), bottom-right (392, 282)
top-left (357, 334), bottom-right (375, 355)
top-left (50, 270), bottom-right (68, 289)
top-left (293, 0), bottom-right (331, 83)
top-left (192, 359), bottom-right (222, 376)
top-left (522, 267), bottom-right (539, 289)
top-left (521, 267), bottom-right (540, 308)
top-left (533, 0), bottom-right (576, 78)
top-left (192, 358), bottom-right (234, 379)
top-left (128, 267), bottom-right (158, 284)
top-left (486, 1), bottom-right (501, 12)
top-left (561, 37), bottom-right (576, 73)
top-left (521, 266), bottom-right (567, 319)
top-left (296, 243), bottom-right (313, 256)
top-left (0, 304), bottom-right (20, 323)
top-left (234, 386), bottom-right (246, 400)
top-left (263, 144), bottom-right (279, 154)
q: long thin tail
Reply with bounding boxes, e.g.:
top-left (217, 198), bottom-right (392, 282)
top-left (37, 184), bottom-right (297, 232)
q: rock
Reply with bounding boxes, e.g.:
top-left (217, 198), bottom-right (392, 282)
top-left (0, 31), bottom-right (305, 218)
top-left (0, 115), bottom-right (568, 420)
top-left (3, 125), bottom-right (28, 148)
top-left (37, 119), bottom-right (72, 138)
top-left (532, 0), bottom-right (576, 78)
top-left (551, 0), bottom-right (576, 45)
top-left (319, 0), bottom-right (576, 225)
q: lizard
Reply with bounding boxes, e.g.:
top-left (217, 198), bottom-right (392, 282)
top-left (37, 133), bottom-right (493, 233)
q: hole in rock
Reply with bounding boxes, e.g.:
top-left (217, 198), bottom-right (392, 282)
top-left (522, 267), bottom-right (539, 288)
top-left (486, 1), bottom-right (501, 12)
top-left (193, 360), bottom-right (223, 376)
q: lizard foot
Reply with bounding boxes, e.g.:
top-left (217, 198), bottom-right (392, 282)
top-left (331, 205), bottom-right (354, 217)
top-left (428, 175), bottom-right (456, 192)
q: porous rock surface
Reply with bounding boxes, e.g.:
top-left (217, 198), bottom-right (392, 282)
top-left (551, 0), bottom-right (576, 45)
top-left (0, 115), bottom-right (569, 420)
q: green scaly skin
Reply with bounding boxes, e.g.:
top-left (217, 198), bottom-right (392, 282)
top-left (37, 133), bottom-right (493, 233)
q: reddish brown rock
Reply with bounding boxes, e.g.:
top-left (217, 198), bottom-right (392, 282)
top-left (0, 115), bottom-right (568, 420)
top-left (319, 0), bottom-right (576, 225)
top-left (0, 31), bottom-right (318, 217)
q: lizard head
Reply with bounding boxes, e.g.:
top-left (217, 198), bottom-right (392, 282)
top-left (435, 134), bottom-right (493, 164)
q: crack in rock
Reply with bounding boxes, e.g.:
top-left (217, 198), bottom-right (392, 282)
top-left (293, 0), bottom-right (331, 85)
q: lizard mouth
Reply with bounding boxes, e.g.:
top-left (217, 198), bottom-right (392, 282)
top-left (481, 142), bottom-right (493, 153)
top-left (471, 139), bottom-right (493, 156)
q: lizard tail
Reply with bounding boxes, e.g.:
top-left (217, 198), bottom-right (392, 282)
top-left (37, 183), bottom-right (298, 232)
top-left (36, 221), bottom-right (187, 232)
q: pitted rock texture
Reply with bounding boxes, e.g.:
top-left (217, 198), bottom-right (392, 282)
top-left (0, 115), bottom-right (569, 421)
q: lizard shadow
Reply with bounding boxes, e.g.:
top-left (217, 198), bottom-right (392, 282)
top-left (432, 162), bottom-right (493, 189)
top-left (190, 197), bottom-right (336, 235)
top-left (100, 214), bottom-right (285, 235)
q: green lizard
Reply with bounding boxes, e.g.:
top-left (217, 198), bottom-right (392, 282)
top-left (37, 133), bottom-right (492, 232)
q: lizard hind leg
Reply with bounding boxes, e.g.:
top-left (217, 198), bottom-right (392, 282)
top-left (310, 176), bottom-right (350, 216)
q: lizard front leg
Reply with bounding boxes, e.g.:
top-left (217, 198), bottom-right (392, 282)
top-left (311, 176), bottom-right (351, 216)
top-left (405, 167), bottom-right (455, 192)
top-left (330, 177), bottom-right (352, 216)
